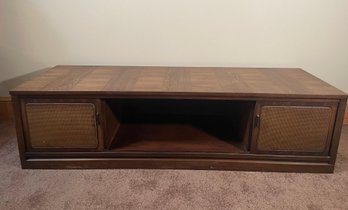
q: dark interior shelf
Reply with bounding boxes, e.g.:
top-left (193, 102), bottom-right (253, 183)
top-left (110, 123), bottom-right (245, 153)
top-left (104, 99), bottom-right (255, 154)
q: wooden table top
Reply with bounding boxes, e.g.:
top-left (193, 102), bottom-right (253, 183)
top-left (10, 65), bottom-right (347, 99)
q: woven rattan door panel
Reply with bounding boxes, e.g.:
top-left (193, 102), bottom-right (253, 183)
top-left (252, 103), bottom-right (337, 154)
top-left (25, 103), bottom-right (98, 149)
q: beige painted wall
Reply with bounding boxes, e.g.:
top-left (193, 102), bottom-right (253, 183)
top-left (1, 0), bottom-right (348, 92)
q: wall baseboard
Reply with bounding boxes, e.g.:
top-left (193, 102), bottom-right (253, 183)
top-left (344, 103), bottom-right (348, 125)
top-left (0, 68), bottom-right (51, 122)
top-left (0, 97), bottom-right (13, 122)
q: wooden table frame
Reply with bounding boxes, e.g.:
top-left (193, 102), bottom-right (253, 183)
top-left (10, 66), bottom-right (348, 173)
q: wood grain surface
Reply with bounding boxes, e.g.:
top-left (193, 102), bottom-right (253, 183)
top-left (10, 66), bottom-right (347, 99)
top-left (111, 124), bottom-right (244, 153)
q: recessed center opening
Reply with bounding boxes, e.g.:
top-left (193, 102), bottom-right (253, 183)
top-left (104, 99), bottom-right (254, 153)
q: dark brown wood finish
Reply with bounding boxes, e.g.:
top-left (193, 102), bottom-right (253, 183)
top-left (10, 66), bottom-right (348, 173)
top-left (328, 99), bottom-right (347, 164)
top-left (22, 158), bottom-right (334, 173)
top-left (10, 66), bottom-right (346, 99)
top-left (103, 100), bottom-right (121, 149)
top-left (111, 124), bottom-right (244, 153)
top-left (11, 95), bottom-right (27, 167)
top-left (24, 151), bottom-right (331, 163)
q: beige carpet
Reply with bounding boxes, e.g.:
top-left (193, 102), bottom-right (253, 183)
top-left (1, 121), bottom-right (348, 210)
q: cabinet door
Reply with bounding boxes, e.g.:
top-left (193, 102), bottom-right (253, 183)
top-left (251, 102), bottom-right (337, 155)
top-left (22, 99), bottom-right (102, 151)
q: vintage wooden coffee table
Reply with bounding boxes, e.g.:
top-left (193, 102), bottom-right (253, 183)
top-left (10, 66), bottom-right (347, 172)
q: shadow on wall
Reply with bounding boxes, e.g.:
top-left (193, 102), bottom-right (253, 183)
top-left (0, 1), bottom-right (67, 83)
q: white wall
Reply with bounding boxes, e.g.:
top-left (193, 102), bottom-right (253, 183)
top-left (1, 0), bottom-right (348, 92)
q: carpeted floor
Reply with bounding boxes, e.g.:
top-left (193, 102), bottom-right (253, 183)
top-left (0, 121), bottom-right (348, 210)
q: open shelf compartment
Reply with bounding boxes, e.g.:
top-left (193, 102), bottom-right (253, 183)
top-left (103, 99), bottom-right (255, 153)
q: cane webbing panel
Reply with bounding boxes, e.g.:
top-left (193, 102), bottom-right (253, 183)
top-left (257, 106), bottom-right (333, 152)
top-left (26, 103), bottom-right (98, 148)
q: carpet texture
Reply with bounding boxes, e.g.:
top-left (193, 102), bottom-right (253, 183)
top-left (0, 121), bottom-right (348, 210)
